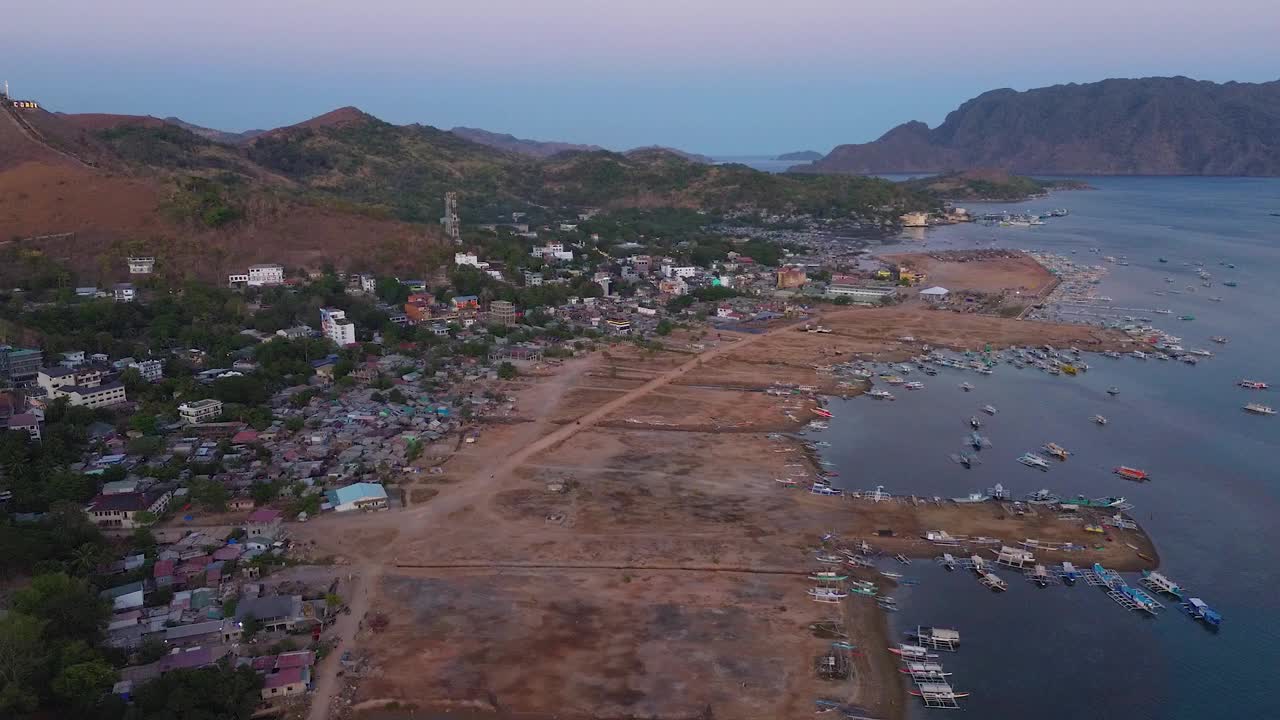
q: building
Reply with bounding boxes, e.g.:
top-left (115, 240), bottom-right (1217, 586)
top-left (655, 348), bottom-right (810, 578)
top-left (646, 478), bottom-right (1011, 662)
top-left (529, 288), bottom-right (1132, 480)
top-left (179, 399), bottom-right (224, 424)
top-left (594, 273), bottom-right (611, 297)
top-left (663, 265), bottom-right (697, 279)
top-left (129, 359), bottom-right (164, 383)
top-left (60, 351), bottom-right (86, 368)
top-left (101, 581), bottom-right (146, 611)
top-left (827, 285), bottom-right (898, 305)
top-left (325, 482), bottom-right (388, 512)
top-left (531, 242), bottom-right (574, 262)
top-left (320, 308), bottom-right (357, 347)
top-left (247, 264), bottom-right (285, 286)
top-left (454, 252), bottom-right (489, 269)
top-left (113, 283), bottom-right (137, 302)
top-left (776, 265), bottom-right (808, 289)
top-left (127, 257), bottom-right (155, 274)
top-left (261, 665), bottom-right (311, 700)
top-left (65, 382), bottom-right (126, 408)
top-left (246, 509), bottom-right (283, 539)
top-left (7, 413), bottom-right (41, 441)
top-left (658, 277), bottom-right (688, 296)
top-left (85, 491), bottom-right (172, 529)
top-left (451, 295), bottom-right (479, 311)
top-left (901, 212), bottom-right (929, 228)
top-left (488, 300), bottom-right (516, 327)
top-left (919, 286), bottom-right (950, 303)
top-left (404, 293), bottom-right (435, 324)
top-left (227, 273), bottom-right (250, 287)
top-left (605, 318), bottom-right (632, 335)
top-left (0, 346), bottom-right (43, 384)
top-left (236, 594), bottom-right (305, 634)
top-left (632, 255), bottom-right (652, 274)
top-left (522, 270), bottom-right (543, 287)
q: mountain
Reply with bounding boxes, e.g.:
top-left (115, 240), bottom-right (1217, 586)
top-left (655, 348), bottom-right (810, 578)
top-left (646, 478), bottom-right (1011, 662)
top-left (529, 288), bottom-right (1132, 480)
top-left (449, 127), bottom-right (602, 158)
top-left (775, 150), bottom-right (822, 162)
top-left (623, 145), bottom-right (714, 164)
top-left (163, 117), bottom-right (265, 145)
top-left (794, 77), bottom-right (1280, 176)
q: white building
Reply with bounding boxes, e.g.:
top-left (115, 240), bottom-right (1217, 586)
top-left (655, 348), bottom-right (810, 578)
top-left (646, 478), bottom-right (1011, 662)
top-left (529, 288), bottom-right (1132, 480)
top-left (531, 242), bottom-right (574, 262)
top-left (7, 413), bottom-right (42, 442)
top-left (227, 273), bottom-right (250, 287)
top-left (178, 399), bottom-right (224, 424)
top-left (360, 274), bottom-right (377, 293)
top-left (60, 351), bottom-right (86, 368)
top-left (919, 286), bottom-right (950, 303)
top-left (64, 382), bottom-right (127, 408)
top-left (828, 285), bottom-right (898, 305)
top-left (320, 307), bottom-right (357, 347)
top-left (127, 257), bottom-right (155, 274)
top-left (247, 264), bottom-right (285, 286)
top-left (129, 359), bottom-right (164, 383)
top-left (454, 252), bottom-right (490, 269)
top-left (113, 283), bottom-right (136, 302)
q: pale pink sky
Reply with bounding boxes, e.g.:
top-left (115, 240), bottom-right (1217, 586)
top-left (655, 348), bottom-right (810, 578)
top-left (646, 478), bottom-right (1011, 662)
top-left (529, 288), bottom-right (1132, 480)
top-left (8, 0), bottom-right (1277, 153)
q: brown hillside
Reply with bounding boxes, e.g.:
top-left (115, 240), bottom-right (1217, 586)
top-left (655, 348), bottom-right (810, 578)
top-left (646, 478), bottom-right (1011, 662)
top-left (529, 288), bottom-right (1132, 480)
top-left (57, 113), bottom-right (168, 132)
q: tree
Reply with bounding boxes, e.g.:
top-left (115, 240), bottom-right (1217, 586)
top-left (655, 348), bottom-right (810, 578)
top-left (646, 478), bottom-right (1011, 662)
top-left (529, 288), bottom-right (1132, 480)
top-left (131, 525), bottom-right (157, 549)
top-left (128, 664), bottom-right (263, 720)
top-left (497, 362), bottom-right (518, 380)
top-left (285, 415), bottom-right (305, 432)
top-left (52, 659), bottom-right (117, 710)
top-left (189, 479), bottom-right (229, 512)
top-left (12, 573), bottom-right (109, 645)
top-left (388, 388), bottom-right (406, 404)
top-left (240, 614), bottom-right (261, 641)
top-left (655, 319), bottom-right (673, 336)
top-left (249, 481), bottom-right (278, 506)
top-left (405, 440), bottom-right (423, 463)
top-left (0, 613), bottom-right (46, 715)
top-left (129, 413), bottom-right (160, 436)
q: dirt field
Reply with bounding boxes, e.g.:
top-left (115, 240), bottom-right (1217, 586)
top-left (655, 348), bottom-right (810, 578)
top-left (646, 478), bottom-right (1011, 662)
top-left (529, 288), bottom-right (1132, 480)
top-left (286, 315), bottom-right (1158, 720)
top-left (885, 250), bottom-right (1055, 296)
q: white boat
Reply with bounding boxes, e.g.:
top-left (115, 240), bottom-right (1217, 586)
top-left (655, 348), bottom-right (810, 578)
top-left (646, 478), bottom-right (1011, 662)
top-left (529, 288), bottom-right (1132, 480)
top-left (952, 492), bottom-right (990, 504)
top-left (981, 404), bottom-right (997, 415)
top-left (808, 588), bottom-right (848, 602)
top-left (960, 382), bottom-right (974, 392)
top-left (868, 390), bottom-right (895, 400)
top-left (1018, 452), bottom-right (1050, 470)
top-left (904, 381), bottom-right (925, 390)
top-left (1092, 414), bottom-right (1108, 425)
top-left (1244, 403), bottom-right (1276, 416)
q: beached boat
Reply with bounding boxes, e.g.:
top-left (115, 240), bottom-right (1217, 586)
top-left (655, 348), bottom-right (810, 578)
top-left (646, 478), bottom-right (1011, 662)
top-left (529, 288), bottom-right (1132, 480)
top-left (940, 553), bottom-right (957, 571)
top-left (1114, 466), bottom-right (1150, 482)
top-left (1239, 380), bottom-right (1269, 390)
top-left (1092, 414), bottom-right (1109, 425)
top-left (1025, 488), bottom-right (1060, 504)
top-left (808, 587), bottom-right (849, 602)
top-left (980, 571), bottom-right (1008, 591)
top-left (1043, 442), bottom-right (1070, 460)
top-left (1183, 597), bottom-right (1222, 628)
top-left (1018, 452), bottom-right (1050, 471)
top-left (904, 381), bottom-right (925, 390)
top-left (952, 492), bottom-right (990, 504)
top-left (1244, 403), bottom-right (1276, 415)
top-left (982, 404), bottom-right (998, 415)
top-left (811, 407), bottom-right (833, 418)
top-left (1062, 495), bottom-right (1127, 508)
top-left (815, 554), bottom-right (843, 564)
top-left (880, 570), bottom-right (904, 580)
top-left (888, 644), bottom-right (938, 660)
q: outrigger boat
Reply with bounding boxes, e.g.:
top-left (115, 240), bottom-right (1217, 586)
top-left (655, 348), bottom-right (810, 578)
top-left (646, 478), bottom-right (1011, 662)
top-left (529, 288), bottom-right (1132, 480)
top-left (1239, 380), bottom-right (1269, 389)
top-left (967, 432), bottom-right (991, 450)
top-left (899, 662), bottom-right (951, 677)
top-left (904, 381), bottom-right (925, 390)
top-left (905, 626), bottom-right (960, 650)
top-left (894, 554), bottom-right (912, 565)
top-left (981, 404), bottom-right (998, 415)
top-left (812, 407), bottom-right (833, 418)
top-left (980, 571), bottom-right (1008, 591)
top-left (809, 571), bottom-right (849, 582)
top-left (1107, 386), bottom-right (1121, 395)
top-left (808, 587), bottom-right (849, 603)
top-left (1018, 452), bottom-right (1050, 471)
top-left (1141, 570), bottom-right (1185, 599)
top-left (1244, 403), bottom-right (1276, 415)
top-left (1059, 561), bottom-right (1079, 586)
top-left (1183, 597), bottom-right (1222, 628)
top-left (1030, 564), bottom-right (1052, 588)
top-left (1114, 466), bottom-right (1150, 482)
top-left (1042, 442), bottom-right (1070, 460)
top-left (949, 452), bottom-right (982, 469)
top-left (888, 644), bottom-right (938, 660)
top-left (1092, 414), bottom-right (1109, 425)
top-left (868, 390), bottom-right (895, 400)
top-left (960, 382), bottom-right (974, 392)
top-left (1062, 495), bottom-right (1127, 508)
top-left (969, 416), bottom-right (982, 429)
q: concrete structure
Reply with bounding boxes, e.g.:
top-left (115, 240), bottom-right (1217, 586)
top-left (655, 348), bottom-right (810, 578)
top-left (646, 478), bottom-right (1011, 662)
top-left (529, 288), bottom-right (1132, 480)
top-left (454, 252), bottom-right (489, 268)
top-left (776, 265), bottom-right (808, 289)
top-left (523, 270), bottom-right (544, 286)
top-left (919, 286), bottom-right (950, 303)
top-left (320, 308), bottom-right (357, 347)
top-left (827, 285), bottom-right (898, 305)
top-left (488, 300), bottom-right (516, 327)
top-left (128, 359), bottom-right (164, 383)
top-left (236, 594), bottom-right (305, 634)
top-left (64, 382), bottom-right (126, 408)
top-left (85, 491), bottom-right (172, 529)
top-left (531, 242), bottom-right (574, 262)
top-left (632, 255), bottom-right (652, 274)
top-left (101, 581), bottom-right (146, 611)
top-left (179, 399), bottom-right (224, 424)
top-left (246, 509), bottom-right (283, 539)
top-left (0, 346), bottom-right (42, 384)
top-left (7, 413), bottom-right (41, 441)
top-left (127, 257), bottom-right (155, 274)
top-left (247, 264), bottom-right (285, 286)
top-left (113, 283), bottom-right (137, 302)
top-left (605, 318), bottom-right (632, 335)
top-left (325, 482), bottom-right (389, 512)
top-left (442, 191), bottom-right (461, 245)
top-left (901, 212), bottom-right (929, 228)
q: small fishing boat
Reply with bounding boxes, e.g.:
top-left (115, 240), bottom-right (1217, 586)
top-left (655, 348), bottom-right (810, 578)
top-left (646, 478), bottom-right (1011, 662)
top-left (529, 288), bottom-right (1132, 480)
top-left (960, 382), bottom-right (974, 392)
top-left (1223, 280), bottom-right (1238, 287)
top-left (888, 644), bottom-right (938, 660)
top-left (1026, 488), bottom-right (1060, 504)
top-left (1245, 403), bottom-right (1276, 415)
top-left (1107, 386), bottom-right (1121, 396)
top-left (809, 572), bottom-right (849, 582)
top-left (1183, 597), bottom-right (1222, 628)
top-left (980, 571), bottom-right (1008, 592)
top-left (811, 407), bottom-right (833, 418)
top-left (905, 626), bottom-right (960, 650)
top-left (981, 404), bottom-right (998, 415)
top-left (880, 570), bottom-right (904, 580)
top-left (1239, 380), bottom-right (1269, 390)
top-left (1092, 414), bottom-right (1108, 425)
top-left (941, 553), bottom-right (956, 571)
top-left (1141, 570), bottom-right (1185, 599)
top-left (1114, 466), bottom-right (1150, 482)
top-left (808, 587), bottom-right (849, 602)
top-left (1042, 442), bottom-right (1070, 460)
top-left (909, 688), bottom-right (971, 700)
top-left (952, 492), bottom-right (990, 504)
top-left (1030, 564), bottom-right (1051, 588)
top-left (1060, 561), bottom-right (1078, 586)
top-left (894, 554), bottom-right (912, 566)
top-left (1018, 452), bottom-right (1050, 471)
top-left (967, 432), bottom-right (991, 450)
top-left (904, 381), bottom-right (925, 390)
top-left (868, 390), bottom-right (895, 400)
top-left (969, 416), bottom-right (982, 429)
top-left (815, 554), bottom-right (843, 564)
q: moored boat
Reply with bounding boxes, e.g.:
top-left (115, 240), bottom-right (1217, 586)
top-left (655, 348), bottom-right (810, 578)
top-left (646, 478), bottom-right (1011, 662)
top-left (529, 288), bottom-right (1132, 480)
top-left (1244, 403), bottom-right (1276, 415)
top-left (1018, 452), bottom-right (1050, 470)
top-left (1092, 414), bottom-right (1108, 425)
top-left (1183, 597), bottom-right (1222, 628)
top-left (982, 404), bottom-right (998, 415)
top-left (1043, 442), bottom-right (1070, 460)
top-left (1114, 466), bottom-right (1150, 481)
top-left (1239, 380), bottom-right (1269, 390)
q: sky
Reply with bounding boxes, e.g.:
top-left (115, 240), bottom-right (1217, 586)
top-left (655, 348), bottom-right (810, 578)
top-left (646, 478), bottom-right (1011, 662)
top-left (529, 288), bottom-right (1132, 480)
top-left (6, 0), bottom-right (1278, 155)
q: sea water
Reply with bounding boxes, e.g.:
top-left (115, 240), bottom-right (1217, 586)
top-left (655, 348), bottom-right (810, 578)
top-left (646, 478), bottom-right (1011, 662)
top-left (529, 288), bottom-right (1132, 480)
top-left (811, 177), bottom-right (1280, 720)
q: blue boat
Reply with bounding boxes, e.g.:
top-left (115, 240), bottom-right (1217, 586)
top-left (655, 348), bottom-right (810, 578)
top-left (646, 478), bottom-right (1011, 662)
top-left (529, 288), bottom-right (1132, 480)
top-left (1184, 597), bottom-right (1222, 628)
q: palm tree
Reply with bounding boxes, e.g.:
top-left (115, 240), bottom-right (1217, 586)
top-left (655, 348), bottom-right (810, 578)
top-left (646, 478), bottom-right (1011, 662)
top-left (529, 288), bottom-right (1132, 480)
top-left (71, 543), bottom-right (102, 576)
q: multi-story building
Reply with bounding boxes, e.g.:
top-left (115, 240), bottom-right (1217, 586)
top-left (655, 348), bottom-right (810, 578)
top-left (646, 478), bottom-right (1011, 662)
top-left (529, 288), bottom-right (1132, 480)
top-left (247, 264), bottom-right (285, 286)
top-left (523, 270), bottom-right (543, 287)
top-left (85, 491), bottom-right (172, 529)
top-left (360, 274), bottom-right (377, 293)
top-left (113, 283), bottom-right (137, 302)
top-left (178, 399), bottom-right (224, 424)
top-left (404, 293), bottom-right (435, 324)
top-left (127, 257), bottom-right (155, 274)
top-left (6, 413), bottom-right (41, 442)
top-left (454, 252), bottom-right (489, 268)
top-left (38, 366), bottom-right (106, 397)
top-left (63, 382), bottom-right (127, 408)
top-left (227, 273), bottom-right (250, 287)
top-left (776, 265), bottom-right (808, 289)
top-left (0, 346), bottom-right (43, 385)
top-left (320, 308), bottom-right (357, 347)
top-left (488, 300), bottom-right (516, 327)
top-left (632, 255), bottom-right (652, 274)
top-left (129, 359), bottom-right (164, 383)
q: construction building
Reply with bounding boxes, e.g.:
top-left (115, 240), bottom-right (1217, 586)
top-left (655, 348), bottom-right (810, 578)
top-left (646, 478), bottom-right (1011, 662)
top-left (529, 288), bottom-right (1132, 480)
top-left (488, 300), bottom-right (516, 327)
top-left (0, 346), bottom-right (43, 385)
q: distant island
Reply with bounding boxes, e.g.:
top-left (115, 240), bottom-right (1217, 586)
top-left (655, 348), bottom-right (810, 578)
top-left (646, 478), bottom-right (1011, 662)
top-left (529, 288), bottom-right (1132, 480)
top-left (792, 76), bottom-right (1280, 176)
top-left (775, 150), bottom-right (822, 162)
top-left (902, 170), bottom-right (1092, 202)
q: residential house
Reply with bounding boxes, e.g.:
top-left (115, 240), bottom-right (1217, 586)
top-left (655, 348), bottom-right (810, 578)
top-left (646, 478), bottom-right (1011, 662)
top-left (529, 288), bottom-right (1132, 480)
top-left (127, 257), bottom-right (155, 274)
top-left (7, 413), bottom-right (41, 441)
top-left (163, 619), bottom-right (241, 648)
top-left (100, 581), bottom-right (146, 611)
top-left (113, 283), bottom-right (137, 302)
top-left (236, 594), bottom-right (305, 634)
top-left (247, 264), bottom-right (285, 286)
top-left (85, 491), bottom-right (172, 529)
top-left (246, 509), bottom-right (283, 539)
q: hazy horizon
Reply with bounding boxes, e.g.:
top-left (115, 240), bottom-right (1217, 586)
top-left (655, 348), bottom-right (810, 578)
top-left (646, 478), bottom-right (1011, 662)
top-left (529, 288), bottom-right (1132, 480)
top-left (7, 1), bottom-right (1278, 155)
